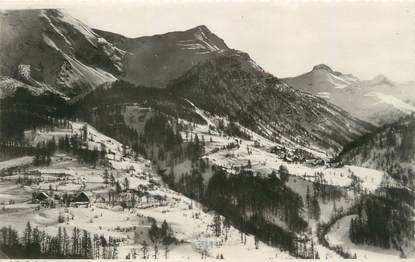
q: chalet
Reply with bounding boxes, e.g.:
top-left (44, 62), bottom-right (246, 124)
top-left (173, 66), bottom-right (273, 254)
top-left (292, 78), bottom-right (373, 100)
top-left (33, 192), bottom-right (55, 207)
top-left (33, 191), bottom-right (49, 202)
top-left (70, 192), bottom-right (90, 207)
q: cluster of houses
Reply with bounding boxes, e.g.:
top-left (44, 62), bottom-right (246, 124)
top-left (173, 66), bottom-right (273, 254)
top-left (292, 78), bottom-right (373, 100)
top-left (270, 146), bottom-right (327, 165)
top-left (33, 191), bottom-right (91, 208)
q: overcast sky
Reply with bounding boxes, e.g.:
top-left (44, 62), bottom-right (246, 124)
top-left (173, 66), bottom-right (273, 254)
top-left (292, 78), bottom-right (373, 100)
top-left (4, 1), bottom-right (415, 81)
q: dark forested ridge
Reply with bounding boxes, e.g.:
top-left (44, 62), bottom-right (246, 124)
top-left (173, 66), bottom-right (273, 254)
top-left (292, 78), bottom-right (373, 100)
top-left (202, 168), bottom-right (308, 253)
top-left (0, 88), bottom-right (69, 141)
top-left (340, 114), bottom-right (415, 187)
top-left (168, 54), bottom-right (374, 156)
top-left (349, 188), bottom-right (415, 252)
top-left (72, 81), bottom-right (205, 125)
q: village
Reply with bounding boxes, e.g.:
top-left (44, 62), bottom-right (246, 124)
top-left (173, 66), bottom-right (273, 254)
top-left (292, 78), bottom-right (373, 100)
top-left (0, 120), bottom-right (298, 260)
top-left (0, 102), bottom-right (405, 260)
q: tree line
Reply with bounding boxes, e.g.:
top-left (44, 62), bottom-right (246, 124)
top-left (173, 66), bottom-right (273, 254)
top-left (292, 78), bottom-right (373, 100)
top-left (165, 164), bottom-right (309, 256)
top-left (32, 130), bottom-right (105, 167)
top-left (0, 222), bottom-right (118, 259)
top-left (341, 114), bottom-right (415, 188)
top-left (349, 187), bottom-right (415, 251)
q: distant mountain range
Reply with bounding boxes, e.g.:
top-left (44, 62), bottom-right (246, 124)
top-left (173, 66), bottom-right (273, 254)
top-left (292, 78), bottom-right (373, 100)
top-left (284, 65), bottom-right (415, 125)
top-left (0, 9), bottom-right (377, 157)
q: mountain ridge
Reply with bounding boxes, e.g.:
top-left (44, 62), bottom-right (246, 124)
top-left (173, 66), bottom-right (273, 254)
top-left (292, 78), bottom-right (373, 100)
top-left (0, 8), bottom-right (376, 157)
top-left (0, 9), bottom-right (123, 98)
top-left (168, 54), bottom-right (374, 157)
top-left (285, 64), bottom-right (415, 125)
top-left (93, 24), bottom-right (233, 88)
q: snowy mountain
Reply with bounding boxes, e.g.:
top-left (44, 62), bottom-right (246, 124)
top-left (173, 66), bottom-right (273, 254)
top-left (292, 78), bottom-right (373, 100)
top-left (285, 65), bottom-right (415, 125)
top-left (0, 9), bottom-right (376, 160)
top-left (284, 64), bottom-right (360, 96)
top-left (1, 7), bottom-right (414, 260)
top-left (169, 55), bottom-right (374, 157)
top-left (0, 9), bottom-right (256, 97)
top-left (94, 25), bottom-right (232, 88)
top-left (0, 9), bottom-right (123, 98)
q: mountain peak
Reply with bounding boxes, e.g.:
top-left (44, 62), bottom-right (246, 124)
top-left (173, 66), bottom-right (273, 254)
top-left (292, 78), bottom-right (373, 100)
top-left (189, 25), bottom-right (210, 32)
top-left (312, 64), bottom-right (334, 73)
top-left (176, 24), bottom-right (229, 53)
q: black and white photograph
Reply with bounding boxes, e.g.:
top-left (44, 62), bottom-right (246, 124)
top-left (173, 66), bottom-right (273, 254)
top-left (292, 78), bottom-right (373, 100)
top-left (0, 0), bottom-right (414, 260)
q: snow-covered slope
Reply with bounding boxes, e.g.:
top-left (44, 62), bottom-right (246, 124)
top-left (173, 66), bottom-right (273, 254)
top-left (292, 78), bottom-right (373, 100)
top-left (169, 58), bottom-right (374, 157)
top-left (174, 105), bottom-right (391, 192)
top-left (0, 118), bottom-right (298, 260)
top-left (365, 92), bottom-right (415, 113)
top-left (0, 9), bottom-right (123, 98)
top-left (285, 65), bottom-right (415, 125)
top-left (284, 64), bottom-right (360, 96)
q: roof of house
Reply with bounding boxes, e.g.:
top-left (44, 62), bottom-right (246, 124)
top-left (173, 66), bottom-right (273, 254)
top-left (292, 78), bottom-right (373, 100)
top-left (72, 192), bottom-right (90, 202)
top-left (35, 192), bottom-right (49, 201)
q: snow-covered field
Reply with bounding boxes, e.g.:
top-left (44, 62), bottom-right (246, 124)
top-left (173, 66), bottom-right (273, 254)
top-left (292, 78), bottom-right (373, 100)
top-left (177, 101), bottom-right (391, 193)
top-left (365, 92), bottom-right (415, 113)
top-left (0, 120), bottom-right (294, 259)
top-left (205, 141), bottom-right (386, 192)
top-left (0, 156), bottom-right (33, 170)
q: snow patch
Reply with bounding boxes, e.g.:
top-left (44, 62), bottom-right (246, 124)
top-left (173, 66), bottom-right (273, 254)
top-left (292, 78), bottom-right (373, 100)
top-left (365, 92), bottom-right (415, 113)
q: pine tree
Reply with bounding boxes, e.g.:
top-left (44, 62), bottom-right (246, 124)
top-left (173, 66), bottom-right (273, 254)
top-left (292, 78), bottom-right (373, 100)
top-left (115, 181), bottom-right (122, 194)
top-left (123, 177), bottom-right (130, 191)
top-left (312, 197), bottom-right (321, 220)
top-left (72, 227), bottom-right (79, 256)
top-left (213, 214), bottom-right (222, 237)
top-left (160, 220), bottom-right (172, 245)
top-left (63, 227), bottom-right (69, 257)
top-left (57, 227), bottom-right (62, 256)
top-left (24, 222), bottom-right (32, 248)
top-left (103, 169), bottom-right (109, 185)
top-left (278, 165), bottom-right (289, 183)
top-left (149, 221), bottom-right (160, 244)
top-left (82, 230), bottom-right (88, 258)
top-left (254, 235), bottom-right (259, 249)
top-left (247, 159), bottom-right (252, 168)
